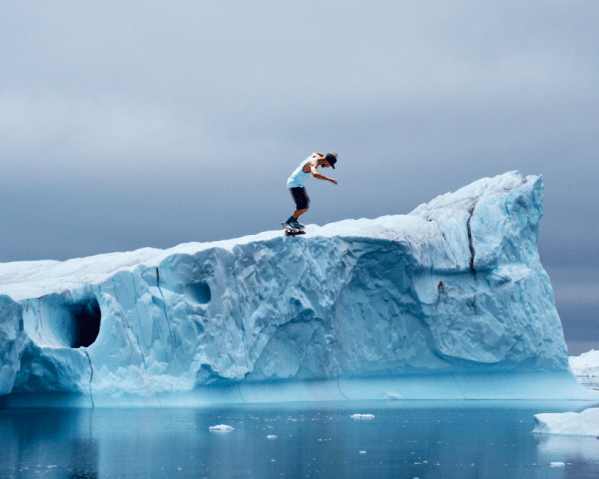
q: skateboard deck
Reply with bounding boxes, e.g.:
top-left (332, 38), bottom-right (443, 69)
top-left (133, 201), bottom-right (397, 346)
top-left (284, 229), bottom-right (305, 237)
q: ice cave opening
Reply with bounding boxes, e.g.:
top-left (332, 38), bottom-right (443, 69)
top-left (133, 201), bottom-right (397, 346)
top-left (185, 281), bottom-right (211, 304)
top-left (69, 297), bottom-right (101, 348)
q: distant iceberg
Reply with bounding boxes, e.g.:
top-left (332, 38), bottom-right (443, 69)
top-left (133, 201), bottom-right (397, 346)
top-left (569, 350), bottom-right (599, 377)
top-left (0, 171), bottom-right (595, 407)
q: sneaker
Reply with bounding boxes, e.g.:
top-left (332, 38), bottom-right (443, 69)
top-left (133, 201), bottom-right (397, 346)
top-left (282, 221), bottom-right (299, 231)
top-left (292, 220), bottom-right (305, 230)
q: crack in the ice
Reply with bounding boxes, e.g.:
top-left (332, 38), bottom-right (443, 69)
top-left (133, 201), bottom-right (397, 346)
top-left (336, 376), bottom-right (350, 400)
top-left (130, 275), bottom-right (148, 369)
top-left (432, 220), bottom-right (458, 265)
top-left (156, 267), bottom-right (175, 346)
top-left (83, 348), bottom-right (95, 408)
top-left (466, 206), bottom-right (477, 279)
top-left (237, 383), bottom-right (246, 402)
top-left (451, 371), bottom-right (467, 399)
top-left (36, 297), bottom-right (47, 339)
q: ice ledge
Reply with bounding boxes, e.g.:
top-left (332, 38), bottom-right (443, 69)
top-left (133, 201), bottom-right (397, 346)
top-left (1, 371), bottom-right (596, 408)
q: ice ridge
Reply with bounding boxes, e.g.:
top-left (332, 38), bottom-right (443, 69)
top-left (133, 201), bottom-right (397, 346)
top-left (0, 171), bottom-right (589, 406)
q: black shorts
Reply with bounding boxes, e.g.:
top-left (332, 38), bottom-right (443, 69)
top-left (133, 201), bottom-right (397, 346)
top-left (290, 187), bottom-right (310, 210)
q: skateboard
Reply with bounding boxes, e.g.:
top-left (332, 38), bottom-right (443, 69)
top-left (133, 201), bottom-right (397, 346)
top-left (284, 228), bottom-right (305, 237)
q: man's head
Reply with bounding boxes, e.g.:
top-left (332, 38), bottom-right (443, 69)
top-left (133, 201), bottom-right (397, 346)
top-left (324, 153), bottom-right (338, 169)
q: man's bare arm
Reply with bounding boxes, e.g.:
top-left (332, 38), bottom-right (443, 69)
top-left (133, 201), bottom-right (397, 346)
top-left (311, 162), bottom-right (337, 184)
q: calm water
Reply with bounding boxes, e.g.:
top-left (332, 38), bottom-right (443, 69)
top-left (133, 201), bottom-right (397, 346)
top-left (1, 401), bottom-right (598, 479)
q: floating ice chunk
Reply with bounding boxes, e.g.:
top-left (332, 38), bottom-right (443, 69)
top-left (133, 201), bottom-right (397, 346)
top-left (359, 451), bottom-right (366, 454)
top-left (351, 414), bottom-right (375, 419)
top-left (209, 424), bottom-right (234, 432)
top-left (267, 435), bottom-right (277, 439)
top-left (533, 408), bottom-right (599, 437)
top-left (550, 462), bottom-right (565, 467)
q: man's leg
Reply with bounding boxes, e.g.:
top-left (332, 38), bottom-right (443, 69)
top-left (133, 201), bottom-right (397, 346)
top-left (293, 208), bottom-right (308, 218)
top-left (283, 188), bottom-right (310, 229)
top-left (290, 188), bottom-right (309, 226)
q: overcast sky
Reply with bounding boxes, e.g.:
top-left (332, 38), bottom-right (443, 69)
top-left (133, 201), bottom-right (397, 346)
top-left (1, 1), bottom-right (597, 349)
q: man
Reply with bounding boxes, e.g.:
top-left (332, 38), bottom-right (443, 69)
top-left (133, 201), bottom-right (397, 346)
top-left (282, 152), bottom-right (338, 231)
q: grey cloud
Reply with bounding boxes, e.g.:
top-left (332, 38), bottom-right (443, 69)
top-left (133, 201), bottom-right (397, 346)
top-left (0, 1), bottom-right (597, 305)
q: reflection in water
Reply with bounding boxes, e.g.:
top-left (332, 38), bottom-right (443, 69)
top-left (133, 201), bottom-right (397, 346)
top-left (535, 434), bottom-right (599, 478)
top-left (2, 409), bottom-right (99, 478)
top-left (0, 401), bottom-right (598, 478)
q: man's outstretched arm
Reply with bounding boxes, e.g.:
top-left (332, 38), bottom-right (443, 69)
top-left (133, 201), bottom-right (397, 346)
top-left (310, 162), bottom-right (337, 184)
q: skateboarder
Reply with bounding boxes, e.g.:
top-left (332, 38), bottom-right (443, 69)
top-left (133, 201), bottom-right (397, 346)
top-left (282, 152), bottom-right (338, 232)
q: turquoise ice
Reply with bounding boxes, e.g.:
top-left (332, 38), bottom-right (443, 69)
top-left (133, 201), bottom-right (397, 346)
top-left (0, 172), bottom-right (594, 407)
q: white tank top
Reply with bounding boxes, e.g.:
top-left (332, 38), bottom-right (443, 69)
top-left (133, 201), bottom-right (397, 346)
top-left (287, 154), bottom-right (316, 188)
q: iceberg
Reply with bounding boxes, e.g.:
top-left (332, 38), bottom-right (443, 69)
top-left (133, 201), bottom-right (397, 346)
top-left (0, 171), bottom-right (595, 407)
top-left (533, 408), bottom-right (599, 437)
top-left (569, 349), bottom-right (599, 393)
top-left (569, 350), bottom-right (599, 377)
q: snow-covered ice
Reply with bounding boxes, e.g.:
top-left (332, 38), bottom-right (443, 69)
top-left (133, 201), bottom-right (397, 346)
top-left (533, 408), bottom-right (599, 437)
top-left (351, 414), bottom-right (375, 419)
top-left (569, 349), bottom-right (599, 377)
top-left (0, 171), bottom-right (595, 406)
top-left (266, 435), bottom-right (277, 439)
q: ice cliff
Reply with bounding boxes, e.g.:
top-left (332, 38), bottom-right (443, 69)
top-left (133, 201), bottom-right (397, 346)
top-left (0, 172), bottom-right (593, 407)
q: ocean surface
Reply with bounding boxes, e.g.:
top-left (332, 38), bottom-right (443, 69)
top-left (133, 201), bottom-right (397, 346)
top-left (1, 400), bottom-right (599, 479)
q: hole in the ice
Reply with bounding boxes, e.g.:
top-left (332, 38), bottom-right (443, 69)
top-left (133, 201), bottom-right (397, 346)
top-left (39, 294), bottom-right (102, 348)
top-left (69, 297), bottom-right (102, 348)
top-left (185, 281), bottom-right (211, 304)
